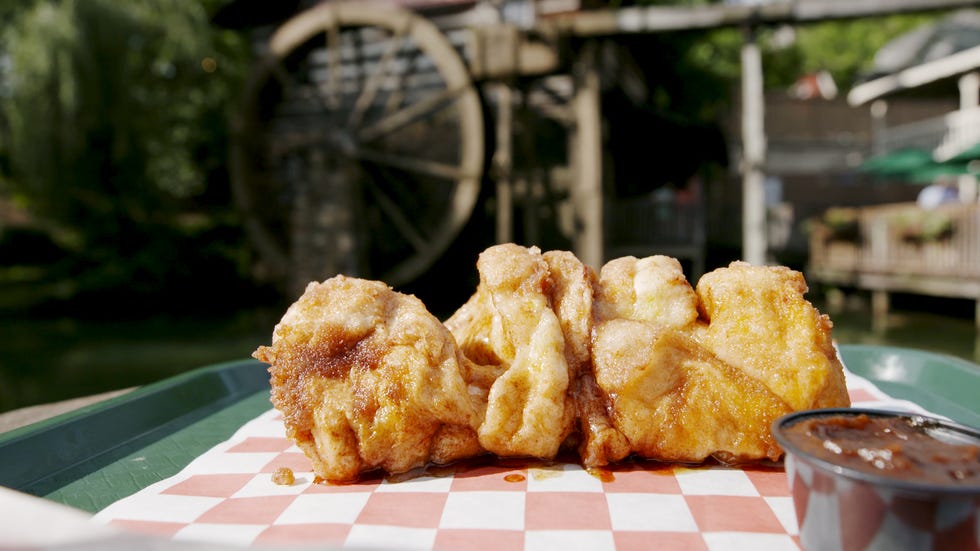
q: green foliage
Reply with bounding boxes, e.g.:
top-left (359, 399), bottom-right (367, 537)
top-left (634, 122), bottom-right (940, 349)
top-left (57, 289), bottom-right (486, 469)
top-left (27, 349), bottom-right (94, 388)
top-left (5, 0), bottom-right (236, 212)
top-left (627, 1), bottom-right (940, 91)
top-left (762, 14), bottom-right (939, 90)
top-left (618, 9), bottom-right (937, 120)
top-left (682, 27), bottom-right (743, 116)
top-left (891, 209), bottom-right (955, 243)
top-left (0, 0), bottom-right (253, 307)
top-left (820, 207), bottom-right (861, 242)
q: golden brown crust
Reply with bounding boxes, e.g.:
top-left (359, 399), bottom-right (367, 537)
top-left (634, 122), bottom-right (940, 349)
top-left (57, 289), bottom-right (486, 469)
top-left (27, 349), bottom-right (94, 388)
top-left (255, 247), bottom-right (850, 481)
top-left (593, 324), bottom-right (790, 463)
top-left (590, 258), bottom-right (848, 464)
top-left (462, 244), bottom-right (576, 458)
top-left (255, 276), bottom-right (481, 482)
top-left (695, 261), bottom-right (849, 412)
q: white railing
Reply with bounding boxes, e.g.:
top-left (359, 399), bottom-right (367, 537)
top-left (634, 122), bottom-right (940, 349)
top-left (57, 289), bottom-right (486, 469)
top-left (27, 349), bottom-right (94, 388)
top-left (934, 106), bottom-right (980, 162)
top-left (875, 106), bottom-right (980, 162)
top-left (879, 115), bottom-right (947, 153)
top-left (809, 202), bottom-right (980, 281)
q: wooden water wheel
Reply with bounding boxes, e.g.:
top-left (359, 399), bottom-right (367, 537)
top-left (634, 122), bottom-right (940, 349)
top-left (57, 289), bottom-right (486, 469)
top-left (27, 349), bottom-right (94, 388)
top-left (231, 2), bottom-right (485, 296)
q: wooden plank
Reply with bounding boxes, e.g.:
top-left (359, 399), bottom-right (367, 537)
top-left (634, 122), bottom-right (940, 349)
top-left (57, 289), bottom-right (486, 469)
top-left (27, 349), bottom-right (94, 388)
top-left (545, 0), bottom-right (980, 36)
top-left (808, 267), bottom-right (980, 299)
top-left (491, 84), bottom-right (514, 245)
top-left (571, 43), bottom-right (603, 269)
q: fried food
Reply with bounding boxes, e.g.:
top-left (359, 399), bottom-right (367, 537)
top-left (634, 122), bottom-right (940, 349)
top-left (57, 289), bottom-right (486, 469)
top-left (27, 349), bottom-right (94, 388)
top-left (592, 324), bottom-right (791, 462)
top-left (255, 245), bottom-right (850, 480)
top-left (446, 245), bottom-right (630, 464)
top-left (594, 255), bottom-right (699, 329)
top-left (253, 276), bottom-right (482, 482)
top-left (445, 244), bottom-right (576, 458)
top-left (543, 250), bottom-right (631, 466)
top-left (695, 262), bottom-right (848, 411)
top-left (591, 257), bottom-right (848, 464)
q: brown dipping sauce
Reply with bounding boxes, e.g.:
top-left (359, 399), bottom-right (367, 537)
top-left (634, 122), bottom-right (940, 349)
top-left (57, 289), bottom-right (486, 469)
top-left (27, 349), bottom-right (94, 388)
top-left (783, 413), bottom-right (980, 486)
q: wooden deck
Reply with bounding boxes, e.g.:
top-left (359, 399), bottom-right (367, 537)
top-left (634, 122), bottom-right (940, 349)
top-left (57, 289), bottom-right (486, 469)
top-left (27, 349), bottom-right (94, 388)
top-left (807, 201), bottom-right (980, 329)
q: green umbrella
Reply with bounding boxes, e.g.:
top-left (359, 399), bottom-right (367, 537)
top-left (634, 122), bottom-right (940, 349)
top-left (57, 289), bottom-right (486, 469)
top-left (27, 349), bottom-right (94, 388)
top-left (946, 141), bottom-right (980, 163)
top-left (905, 160), bottom-right (974, 183)
top-left (860, 148), bottom-right (933, 175)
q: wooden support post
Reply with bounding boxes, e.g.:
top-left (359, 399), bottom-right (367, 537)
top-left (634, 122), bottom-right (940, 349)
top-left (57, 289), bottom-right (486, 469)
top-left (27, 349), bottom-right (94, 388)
top-left (492, 84), bottom-right (514, 245)
top-left (870, 100), bottom-right (888, 156)
top-left (958, 73), bottom-right (980, 203)
top-left (872, 290), bottom-right (890, 333)
top-left (959, 71), bottom-right (979, 110)
top-left (825, 287), bottom-right (846, 313)
top-left (741, 27), bottom-right (767, 266)
top-left (571, 42), bottom-right (603, 269)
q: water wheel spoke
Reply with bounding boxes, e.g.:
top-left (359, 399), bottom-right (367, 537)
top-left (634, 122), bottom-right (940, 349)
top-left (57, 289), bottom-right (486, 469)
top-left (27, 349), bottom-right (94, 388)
top-left (268, 60), bottom-right (291, 88)
top-left (355, 146), bottom-right (467, 181)
top-left (384, 40), bottom-right (420, 115)
top-left (322, 18), bottom-right (343, 110)
top-left (348, 20), bottom-right (410, 130)
top-left (363, 179), bottom-right (428, 252)
top-left (357, 85), bottom-right (468, 143)
top-left (233, 3), bottom-right (485, 291)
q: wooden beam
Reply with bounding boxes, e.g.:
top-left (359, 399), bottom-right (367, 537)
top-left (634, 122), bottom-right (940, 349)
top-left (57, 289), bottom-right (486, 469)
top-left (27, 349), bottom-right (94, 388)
top-left (741, 28), bottom-right (767, 265)
top-left (571, 43), bottom-right (604, 269)
top-left (545, 0), bottom-right (980, 36)
top-left (491, 84), bottom-right (514, 245)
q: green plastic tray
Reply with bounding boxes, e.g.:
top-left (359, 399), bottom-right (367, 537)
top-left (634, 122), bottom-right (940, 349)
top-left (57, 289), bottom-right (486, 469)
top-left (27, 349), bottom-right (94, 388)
top-left (0, 359), bottom-right (270, 512)
top-left (837, 344), bottom-right (980, 428)
top-left (0, 345), bottom-right (977, 513)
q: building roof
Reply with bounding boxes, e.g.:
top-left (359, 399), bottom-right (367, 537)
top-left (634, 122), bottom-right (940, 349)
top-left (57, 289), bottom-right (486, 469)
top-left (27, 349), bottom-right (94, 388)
top-left (848, 43), bottom-right (980, 106)
top-left (848, 10), bottom-right (980, 106)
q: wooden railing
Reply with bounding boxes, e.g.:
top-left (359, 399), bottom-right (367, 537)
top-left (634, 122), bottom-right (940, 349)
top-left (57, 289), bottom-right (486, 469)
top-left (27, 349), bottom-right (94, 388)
top-left (808, 201), bottom-right (980, 327)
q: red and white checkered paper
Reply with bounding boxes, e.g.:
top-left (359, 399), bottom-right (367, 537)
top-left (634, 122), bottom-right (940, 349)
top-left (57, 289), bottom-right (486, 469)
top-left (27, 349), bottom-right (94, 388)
top-left (93, 369), bottom-right (927, 551)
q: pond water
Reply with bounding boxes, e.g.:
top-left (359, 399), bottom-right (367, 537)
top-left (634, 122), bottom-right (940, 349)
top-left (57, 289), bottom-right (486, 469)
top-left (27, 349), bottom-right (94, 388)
top-left (0, 292), bottom-right (977, 414)
top-left (0, 308), bottom-right (282, 413)
top-left (821, 292), bottom-right (980, 362)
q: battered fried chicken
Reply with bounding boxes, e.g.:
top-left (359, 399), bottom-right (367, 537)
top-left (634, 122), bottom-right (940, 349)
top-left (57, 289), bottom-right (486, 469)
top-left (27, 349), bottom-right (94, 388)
top-left (594, 255), bottom-right (699, 328)
top-left (592, 320), bottom-right (790, 463)
top-left (591, 257), bottom-right (849, 464)
top-left (446, 245), bottom-right (630, 464)
top-left (253, 276), bottom-right (482, 482)
top-left (445, 244), bottom-right (576, 458)
top-left (543, 250), bottom-right (631, 466)
top-left (695, 262), bottom-right (849, 411)
top-left (255, 246), bottom-right (849, 480)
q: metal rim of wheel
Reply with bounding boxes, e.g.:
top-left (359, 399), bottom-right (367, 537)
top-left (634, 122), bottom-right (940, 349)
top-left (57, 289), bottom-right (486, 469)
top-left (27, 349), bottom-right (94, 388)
top-left (230, 2), bottom-right (485, 292)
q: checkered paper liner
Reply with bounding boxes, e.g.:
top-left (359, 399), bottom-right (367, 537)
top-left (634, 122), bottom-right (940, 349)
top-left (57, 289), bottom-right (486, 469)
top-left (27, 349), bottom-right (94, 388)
top-left (92, 370), bottom-right (926, 551)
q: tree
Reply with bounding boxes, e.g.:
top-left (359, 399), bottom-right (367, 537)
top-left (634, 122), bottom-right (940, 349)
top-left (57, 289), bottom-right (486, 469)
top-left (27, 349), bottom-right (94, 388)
top-left (1, 0), bottom-right (251, 305)
top-left (764, 14), bottom-right (938, 90)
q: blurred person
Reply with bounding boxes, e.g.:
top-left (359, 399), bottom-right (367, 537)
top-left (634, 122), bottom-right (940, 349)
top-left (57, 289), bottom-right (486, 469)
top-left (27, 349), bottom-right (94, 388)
top-left (917, 179), bottom-right (958, 209)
